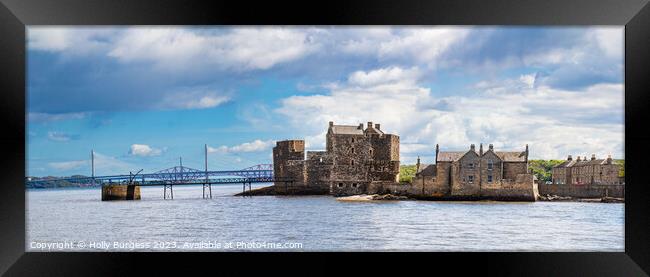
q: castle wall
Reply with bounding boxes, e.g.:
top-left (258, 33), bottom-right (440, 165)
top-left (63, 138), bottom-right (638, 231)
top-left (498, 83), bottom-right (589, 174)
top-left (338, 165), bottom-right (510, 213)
top-left (480, 174), bottom-right (538, 201)
top-left (538, 183), bottom-right (624, 198)
top-left (272, 140), bottom-right (306, 189)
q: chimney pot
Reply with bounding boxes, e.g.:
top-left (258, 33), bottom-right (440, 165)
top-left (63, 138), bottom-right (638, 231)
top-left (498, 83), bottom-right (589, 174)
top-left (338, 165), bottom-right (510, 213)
top-left (375, 123), bottom-right (380, 130)
top-left (367, 121), bottom-right (373, 128)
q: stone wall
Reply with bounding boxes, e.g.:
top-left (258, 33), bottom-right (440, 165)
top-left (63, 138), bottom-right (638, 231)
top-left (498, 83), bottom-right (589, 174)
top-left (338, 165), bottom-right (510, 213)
top-left (480, 174), bottom-right (538, 201)
top-left (503, 162), bottom-right (527, 180)
top-left (538, 183), bottom-right (624, 198)
top-left (273, 140), bottom-right (306, 187)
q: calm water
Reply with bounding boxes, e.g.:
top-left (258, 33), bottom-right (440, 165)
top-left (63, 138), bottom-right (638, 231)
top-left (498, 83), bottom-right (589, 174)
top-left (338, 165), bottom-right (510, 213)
top-left (26, 184), bottom-right (624, 251)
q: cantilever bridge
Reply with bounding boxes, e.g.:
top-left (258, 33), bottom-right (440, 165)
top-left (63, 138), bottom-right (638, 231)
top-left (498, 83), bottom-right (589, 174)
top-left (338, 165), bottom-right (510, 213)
top-left (27, 163), bottom-right (292, 199)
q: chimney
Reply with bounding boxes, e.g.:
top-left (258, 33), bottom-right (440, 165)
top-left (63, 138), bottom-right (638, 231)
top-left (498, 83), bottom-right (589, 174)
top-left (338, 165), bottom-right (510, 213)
top-left (416, 156), bottom-right (421, 173)
top-left (479, 143), bottom-right (483, 156)
top-left (375, 123), bottom-right (380, 130)
top-left (470, 144), bottom-right (475, 152)
top-left (591, 154), bottom-right (596, 161)
top-left (577, 156), bottom-right (581, 161)
top-left (489, 144), bottom-right (494, 151)
top-left (525, 144), bottom-right (529, 162)
top-left (567, 155), bottom-right (572, 161)
top-left (367, 121), bottom-right (373, 129)
top-left (329, 121), bottom-right (334, 127)
top-left (358, 123), bottom-right (363, 129)
top-left (607, 154), bottom-right (613, 164)
top-left (435, 144), bottom-right (439, 163)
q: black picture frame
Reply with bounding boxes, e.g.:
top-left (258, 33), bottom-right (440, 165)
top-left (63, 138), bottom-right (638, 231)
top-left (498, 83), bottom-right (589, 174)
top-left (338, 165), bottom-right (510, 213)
top-left (1, 0), bottom-right (649, 275)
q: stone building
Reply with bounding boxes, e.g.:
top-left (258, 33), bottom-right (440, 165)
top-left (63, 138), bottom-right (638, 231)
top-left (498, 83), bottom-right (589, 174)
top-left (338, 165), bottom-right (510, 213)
top-left (552, 154), bottom-right (621, 185)
top-left (272, 121), bottom-right (400, 196)
top-left (410, 143), bottom-right (538, 201)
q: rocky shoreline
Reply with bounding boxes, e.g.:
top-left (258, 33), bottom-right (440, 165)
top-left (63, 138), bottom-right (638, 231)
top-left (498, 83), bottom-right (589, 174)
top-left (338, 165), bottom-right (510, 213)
top-left (537, 194), bottom-right (624, 203)
top-left (236, 186), bottom-right (624, 203)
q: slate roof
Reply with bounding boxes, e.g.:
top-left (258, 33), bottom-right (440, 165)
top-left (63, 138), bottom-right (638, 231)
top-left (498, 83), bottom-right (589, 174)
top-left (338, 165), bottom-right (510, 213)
top-left (437, 151), bottom-right (468, 162)
top-left (437, 150), bottom-right (527, 162)
top-left (330, 125), bottom-right (364, 135)
top-left (365, 127), bottom-right (384, 135)
top-left (494, 151), bottom-right (527, 162)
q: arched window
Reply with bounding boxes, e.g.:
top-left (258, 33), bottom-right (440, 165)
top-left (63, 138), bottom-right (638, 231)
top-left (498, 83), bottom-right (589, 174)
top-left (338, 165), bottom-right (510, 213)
top-left (351, 147), bottom-right (355, 154)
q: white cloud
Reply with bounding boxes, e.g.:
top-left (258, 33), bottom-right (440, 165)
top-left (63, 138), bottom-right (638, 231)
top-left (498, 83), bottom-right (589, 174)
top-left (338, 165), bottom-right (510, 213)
top-left (108, 27), bottom-right (319, 71)
top-left (208, 139), bottom-right (275, 153)
top-left (129, 144), bottom-right (163, 157)
top-left (28, 27), bottom-right (117, 55)
top-left (47, 131), bottom-right (77, 142)
top-left (156, 90), bottom-right (230, 110)
top-left (591, 27), bottom-right (623, 59)
top-left (276, 66), bottom-right (624, 164)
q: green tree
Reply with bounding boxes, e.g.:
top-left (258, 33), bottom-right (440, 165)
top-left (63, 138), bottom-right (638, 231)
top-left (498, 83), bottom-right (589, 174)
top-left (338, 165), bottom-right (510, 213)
top-left (615, 159), bottom-right (625, 177)
top-left (400, 165), bottom-right (417, 183)
top-left (528, 160), bottom-right (565, 183)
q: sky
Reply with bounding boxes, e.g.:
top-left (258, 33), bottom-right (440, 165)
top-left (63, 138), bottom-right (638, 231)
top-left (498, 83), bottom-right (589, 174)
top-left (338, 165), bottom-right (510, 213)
top-left (26, 26), bottom-right (624, 177)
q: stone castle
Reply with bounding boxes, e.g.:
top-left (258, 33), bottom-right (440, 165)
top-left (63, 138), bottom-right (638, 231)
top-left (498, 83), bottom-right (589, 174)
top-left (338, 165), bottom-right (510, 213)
top-left (551, 154), bottom-right (622, 185)
top-left (409, 143), bottom-right (538, 201)
top-left (273, 121), bottom-right (400, 196)
top-left (270, 121), bottom-right (538, 200)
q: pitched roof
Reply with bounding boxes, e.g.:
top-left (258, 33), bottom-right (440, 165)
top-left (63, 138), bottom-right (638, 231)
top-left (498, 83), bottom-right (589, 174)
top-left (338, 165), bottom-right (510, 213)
top-left (495, 151), bottom-right (527, 162)
top-left (416, 164), bottom-right (436, 176)
top-left (364, 127), bottom-right (384, 135)
top-left (330, 125), bottom-right (364, 135)
top-left (437, 151), bottom-right (467, 162)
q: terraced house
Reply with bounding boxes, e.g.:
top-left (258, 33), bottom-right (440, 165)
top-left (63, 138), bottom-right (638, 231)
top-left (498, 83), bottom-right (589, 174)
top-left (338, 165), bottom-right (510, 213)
top-left (552, 154), bottom-right (622, 185)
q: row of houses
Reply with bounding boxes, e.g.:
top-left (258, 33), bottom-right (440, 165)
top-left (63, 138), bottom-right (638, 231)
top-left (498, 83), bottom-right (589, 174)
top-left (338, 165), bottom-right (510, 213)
top-left (551, 155), bottom-right (623, 185)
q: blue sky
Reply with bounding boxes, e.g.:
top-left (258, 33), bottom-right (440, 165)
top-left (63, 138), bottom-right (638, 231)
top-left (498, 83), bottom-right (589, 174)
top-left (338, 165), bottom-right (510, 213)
top-left (27, 26), bottom-right (624, 177)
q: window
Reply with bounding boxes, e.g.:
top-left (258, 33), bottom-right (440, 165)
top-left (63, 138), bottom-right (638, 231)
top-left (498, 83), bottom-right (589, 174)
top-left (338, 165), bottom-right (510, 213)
top-left (468, 163), bottom-right (474, 169)
top-left (487, 160), bottom-right (493, 170)
top-left (352, 183), bottom-right (358, 188)
top-left (351, 147), bottom-right (355, 154)
top-left (337, 183), bottom-right (344, 188)
top-left (351, 160), bottom-right (354, 165)
top-left (468, 175), bottom-right (474, 183)
top-left (488, 175), bottom-right (493, 183)
top-left (351, 138), bottom-right (354, 143)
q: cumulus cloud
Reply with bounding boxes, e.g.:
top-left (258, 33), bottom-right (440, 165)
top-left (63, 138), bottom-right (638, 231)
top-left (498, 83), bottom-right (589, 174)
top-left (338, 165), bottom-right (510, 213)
top-left (28, 27), bottom-right (117, 55)
top-left (208, 139), bottom-right (275, 153)
top-left (129, 144), bottom-right (164, 157)
top-left (107, 27), bottom-right (319, 71)
top-left (276, 66), bottom-right (624, 163)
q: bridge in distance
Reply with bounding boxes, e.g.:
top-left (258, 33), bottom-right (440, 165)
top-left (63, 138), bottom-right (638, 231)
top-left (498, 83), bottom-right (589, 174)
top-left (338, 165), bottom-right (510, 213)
top-left (26, 145), bottom-right (293, 199)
